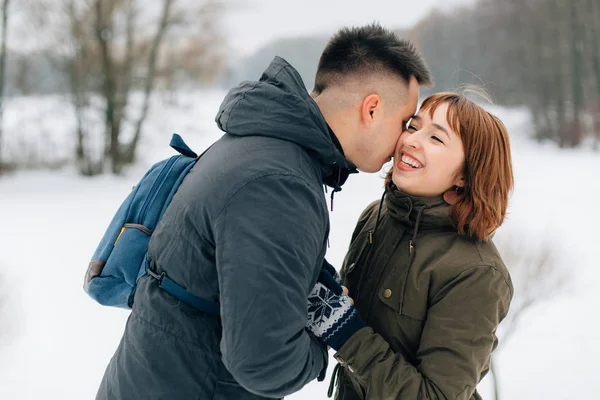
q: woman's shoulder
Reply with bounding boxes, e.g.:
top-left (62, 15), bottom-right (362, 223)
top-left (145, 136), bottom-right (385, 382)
top-left (422, 235), bottom-right (513, 316)
top-left (420, 233), bottom-right (510, 281)
top-left (353, 199), bottom-right (382, 230)
top-left (359, 199), bottom-right (381, 220)
top-left (442, 235), bottom-right (513, 293)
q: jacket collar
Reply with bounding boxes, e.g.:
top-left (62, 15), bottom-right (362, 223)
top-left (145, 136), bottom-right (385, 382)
top-left (384, 183), bottom-right (455, 232)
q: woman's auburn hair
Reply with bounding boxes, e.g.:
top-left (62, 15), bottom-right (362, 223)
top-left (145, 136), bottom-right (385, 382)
top-left (385, 91), bottom-right (514, 241)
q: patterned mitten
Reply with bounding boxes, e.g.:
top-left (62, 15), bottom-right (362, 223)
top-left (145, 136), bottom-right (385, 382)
top-left (306, 280), bottom-right (366, 351)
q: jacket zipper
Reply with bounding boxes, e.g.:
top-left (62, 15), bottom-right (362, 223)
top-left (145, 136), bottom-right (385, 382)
top-left (354, 230), bottom-right (375, 304)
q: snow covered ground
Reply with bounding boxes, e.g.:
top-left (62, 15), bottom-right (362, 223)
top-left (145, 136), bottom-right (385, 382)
top-left (0, 90), bottom-right (598, 399)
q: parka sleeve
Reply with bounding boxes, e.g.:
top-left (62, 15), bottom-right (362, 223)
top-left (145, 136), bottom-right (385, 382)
top-left (334, 265), bottom-right (513, 399)
top-left (213, 173), bottom-right (329, 398)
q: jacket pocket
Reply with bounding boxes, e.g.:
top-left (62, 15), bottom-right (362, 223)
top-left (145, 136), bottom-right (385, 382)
top-left (378, 289), bottom-right (426, 321)
top-left (376, 251), bottom-right (428, 322)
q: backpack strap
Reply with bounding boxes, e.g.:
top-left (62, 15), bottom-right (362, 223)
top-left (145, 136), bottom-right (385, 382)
top-left (146, 137), bottom-right (221, 316)
top-left (147, 269), bottom-right (220, 316)
top-left (170, 133), bottom-right (198, 158)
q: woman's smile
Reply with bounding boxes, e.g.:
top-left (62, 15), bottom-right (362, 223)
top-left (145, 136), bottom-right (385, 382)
top-left (396, 151), bottom-right (424, 171)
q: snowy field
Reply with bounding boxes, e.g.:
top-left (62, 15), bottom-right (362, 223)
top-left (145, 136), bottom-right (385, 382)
top-left (0, 90), bottom-right (598, 399)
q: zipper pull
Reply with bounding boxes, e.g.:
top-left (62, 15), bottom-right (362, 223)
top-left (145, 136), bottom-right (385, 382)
top-left (368, 231), bottom-right (373, 244)
top-left (114, 226), bottom-right (126, 246)
top-left (409, 240), bottom-right (414, 254)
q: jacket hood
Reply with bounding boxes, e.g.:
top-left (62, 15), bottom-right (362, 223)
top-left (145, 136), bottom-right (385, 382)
top-left (215, 57), bottom-right (357, 188)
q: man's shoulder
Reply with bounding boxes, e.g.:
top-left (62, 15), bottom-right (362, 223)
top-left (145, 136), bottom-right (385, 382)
top-left (217, 135), bottom-right (321, 182)
top-left (178, 135), bottom-right (323, 210)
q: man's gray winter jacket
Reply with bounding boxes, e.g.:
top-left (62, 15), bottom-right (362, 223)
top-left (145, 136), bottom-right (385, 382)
top-left (96, 57), bottom-right (356, 400)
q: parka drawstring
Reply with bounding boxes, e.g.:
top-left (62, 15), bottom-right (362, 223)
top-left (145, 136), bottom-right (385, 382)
top-left (328, 167), bottom-right (343, 211)
top-left (330, 186), bottom-right (341, 211)
top-left (327, 363), bottom-right (342, 398)
top-left (370, 190), bottom-right (387, 243)
top-left (408, 205), bottom-right (427, 260)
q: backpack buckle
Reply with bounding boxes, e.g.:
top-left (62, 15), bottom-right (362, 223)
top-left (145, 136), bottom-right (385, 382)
top-left (147, 268), bottom-right (165, 284)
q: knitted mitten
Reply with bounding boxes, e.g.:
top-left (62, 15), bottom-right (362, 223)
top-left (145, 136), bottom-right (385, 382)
top-left (306, 270), bottom-right (365, 351)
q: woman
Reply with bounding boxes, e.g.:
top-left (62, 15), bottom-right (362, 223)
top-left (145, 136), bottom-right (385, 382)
top-left (331, 91), bottom-right (514, 399)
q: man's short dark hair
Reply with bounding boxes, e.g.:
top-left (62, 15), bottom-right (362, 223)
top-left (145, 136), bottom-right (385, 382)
top-left (313, 23), bottom-right (432, 93)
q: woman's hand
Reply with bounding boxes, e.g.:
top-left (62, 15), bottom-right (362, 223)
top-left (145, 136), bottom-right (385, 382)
top-left (342, 286), bottom-right (354, 304)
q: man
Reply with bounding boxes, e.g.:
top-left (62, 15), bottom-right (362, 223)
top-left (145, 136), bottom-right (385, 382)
top-left (96, 23), bottom-right (431, 400)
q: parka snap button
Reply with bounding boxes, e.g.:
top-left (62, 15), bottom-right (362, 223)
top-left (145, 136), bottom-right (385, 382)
top-left (383, 288), bottom-right (392, 298)
top-left (347, 262), bottom-right (356, 273)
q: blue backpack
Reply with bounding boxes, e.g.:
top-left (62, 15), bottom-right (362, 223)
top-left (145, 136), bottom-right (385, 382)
top-left (83, 134), bottom-right (220, 316)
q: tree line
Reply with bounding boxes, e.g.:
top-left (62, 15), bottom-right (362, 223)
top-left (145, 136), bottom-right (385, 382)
top-left (0, 0), bottom-right (224, 175)
top-left (229, 0), bottom-right (600, 149)
top-left (1, 0), bottom-right (598, 175)
top-left (408, 0), bottom-right (600, 148)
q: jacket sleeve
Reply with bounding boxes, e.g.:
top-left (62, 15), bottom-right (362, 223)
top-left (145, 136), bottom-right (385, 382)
top-left (334, 265), bottom-right (513, 399)
top-left (213, 173), bottom-right (329, 398)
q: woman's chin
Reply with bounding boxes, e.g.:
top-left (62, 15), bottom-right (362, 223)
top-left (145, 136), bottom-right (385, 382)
top-left (391, 175), bottom-right (412, 193)
top-left (391, 178), bottom-right (437, 198)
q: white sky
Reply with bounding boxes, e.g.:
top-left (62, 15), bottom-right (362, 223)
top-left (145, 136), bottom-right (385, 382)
top-left (7, 0), bottom-right (475, 55)
top-left (223, 0), bottom-right (476, 55)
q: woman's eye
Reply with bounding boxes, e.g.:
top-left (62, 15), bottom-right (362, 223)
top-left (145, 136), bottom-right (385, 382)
top-left (407, 125), bottom-right (417, 132)
top-left (432, 135), bottom-right (444, 144)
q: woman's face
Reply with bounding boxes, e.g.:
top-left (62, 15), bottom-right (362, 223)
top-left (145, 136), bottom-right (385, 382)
top-left (392, 102), bottom-right (465, 197)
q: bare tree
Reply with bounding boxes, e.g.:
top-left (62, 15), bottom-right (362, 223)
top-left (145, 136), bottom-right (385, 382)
top-left (587, 0), bottom-right (600, 150)
top-left (490, 234), bottom-right (569, 400)
top-left (565, 0), bottom-right (586, 147)
top-left (0, 0), bottom-right (10, 171)
top-left (119, 0), bottom-right (173, 167)
top-left (87, 0), bottom-right (177, 174)
top-left (405, 0), bottom-right (598, 148)
top-left (30, 0), bottom-right (224, 175)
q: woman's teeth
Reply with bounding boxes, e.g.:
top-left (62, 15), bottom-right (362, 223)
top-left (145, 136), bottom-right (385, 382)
top-left (401, 154), bottom-right (423, 168)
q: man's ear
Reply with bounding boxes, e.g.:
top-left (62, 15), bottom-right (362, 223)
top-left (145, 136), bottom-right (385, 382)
top-left (361, 94), bottom-right (380, 125)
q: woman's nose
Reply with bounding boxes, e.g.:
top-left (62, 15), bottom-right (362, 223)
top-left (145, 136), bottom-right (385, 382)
top-left (403, 132), bottom-right (421, 149)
